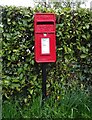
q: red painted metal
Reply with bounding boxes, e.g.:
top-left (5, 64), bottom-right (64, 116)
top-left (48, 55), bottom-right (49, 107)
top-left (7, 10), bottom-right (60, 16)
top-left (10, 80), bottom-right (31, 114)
top-left (34, 13), bottom-right (56, 63)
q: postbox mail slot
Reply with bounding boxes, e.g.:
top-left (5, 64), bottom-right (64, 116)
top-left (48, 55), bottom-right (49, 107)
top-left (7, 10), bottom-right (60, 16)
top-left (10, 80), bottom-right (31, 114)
top-left (37, 21), bottom-right (54, 25)
top-left (36, 21), bottom-right (55, 32)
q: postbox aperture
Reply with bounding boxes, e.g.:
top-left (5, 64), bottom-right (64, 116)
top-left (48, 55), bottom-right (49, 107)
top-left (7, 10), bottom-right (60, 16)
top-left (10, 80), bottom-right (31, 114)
top-left (34, 13), bottom-right (56, 63)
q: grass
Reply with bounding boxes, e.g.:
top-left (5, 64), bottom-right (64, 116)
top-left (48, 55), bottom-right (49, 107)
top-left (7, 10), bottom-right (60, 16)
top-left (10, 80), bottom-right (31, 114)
top-left (2, 89), bottom-right (92, 119)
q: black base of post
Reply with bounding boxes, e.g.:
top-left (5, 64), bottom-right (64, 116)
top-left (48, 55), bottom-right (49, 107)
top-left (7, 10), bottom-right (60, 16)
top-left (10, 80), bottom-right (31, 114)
top-left (42, 63), bottom-right (47, 105)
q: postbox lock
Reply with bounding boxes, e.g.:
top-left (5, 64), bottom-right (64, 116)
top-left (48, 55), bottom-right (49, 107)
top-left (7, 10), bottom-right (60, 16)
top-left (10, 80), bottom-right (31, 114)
top-left (43, 33), bottom-right (47, 36)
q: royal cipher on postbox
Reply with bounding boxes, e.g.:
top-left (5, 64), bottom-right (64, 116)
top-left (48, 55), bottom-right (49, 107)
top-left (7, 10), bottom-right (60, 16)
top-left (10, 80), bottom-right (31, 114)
top-left (34, 13), bottom-right (56, 63)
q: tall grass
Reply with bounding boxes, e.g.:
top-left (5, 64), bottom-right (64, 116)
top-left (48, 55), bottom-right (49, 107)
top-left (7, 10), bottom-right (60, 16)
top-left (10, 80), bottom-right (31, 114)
top-left (2, 89), bottom-right (92, 119)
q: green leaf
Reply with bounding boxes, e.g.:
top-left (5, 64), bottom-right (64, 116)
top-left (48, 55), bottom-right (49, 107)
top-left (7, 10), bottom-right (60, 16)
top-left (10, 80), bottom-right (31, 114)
top-left (86, 24), bottom-right (89, 29)
top-left (82, 35), bottom-right (86, 39)
top-left (12, 79), bottom-right (19, 83)
top-left (31, 60), bottom-right (34, 65)
top-left (80, 54), bottom-right (87, 58)
top-left (20, 73), bottom-right (23, 80)
top-left (28, 89), bottom-right (33, 95)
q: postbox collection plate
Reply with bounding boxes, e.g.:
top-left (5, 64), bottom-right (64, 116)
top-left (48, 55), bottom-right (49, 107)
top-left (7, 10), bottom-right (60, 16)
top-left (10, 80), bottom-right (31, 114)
top-left (41, 38), bottom-right (50, 54)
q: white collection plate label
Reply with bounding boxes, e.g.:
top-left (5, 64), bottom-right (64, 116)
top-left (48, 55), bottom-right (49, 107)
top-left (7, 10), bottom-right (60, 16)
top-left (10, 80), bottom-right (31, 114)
top-left (41, 38), bottom-right (50, 54)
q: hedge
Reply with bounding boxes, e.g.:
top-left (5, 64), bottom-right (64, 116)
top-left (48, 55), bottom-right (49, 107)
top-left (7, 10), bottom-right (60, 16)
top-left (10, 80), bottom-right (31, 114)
top-left (1, 5), bottom-right (92, 103)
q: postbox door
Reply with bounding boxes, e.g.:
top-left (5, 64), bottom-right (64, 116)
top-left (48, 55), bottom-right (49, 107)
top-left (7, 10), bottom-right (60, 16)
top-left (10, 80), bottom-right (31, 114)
top-left (35, 33), bottom-right (56, 63)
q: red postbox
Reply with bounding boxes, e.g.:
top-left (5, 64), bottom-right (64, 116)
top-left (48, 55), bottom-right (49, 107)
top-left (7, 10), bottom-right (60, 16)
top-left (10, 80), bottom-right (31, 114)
top-left (34, 13), bottom-right (56, 63)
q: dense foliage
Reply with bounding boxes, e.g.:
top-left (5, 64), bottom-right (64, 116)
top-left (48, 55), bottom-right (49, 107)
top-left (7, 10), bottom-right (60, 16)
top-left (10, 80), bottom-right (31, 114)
top-left (1, 5), bottom-right (92, 107)
top-left (3, 90), bottom-right (92, 118)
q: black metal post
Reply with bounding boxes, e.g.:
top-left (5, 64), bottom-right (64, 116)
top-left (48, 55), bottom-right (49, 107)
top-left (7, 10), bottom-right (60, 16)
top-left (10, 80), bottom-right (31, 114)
top-left (42, 63), bottom-right (47, 104)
